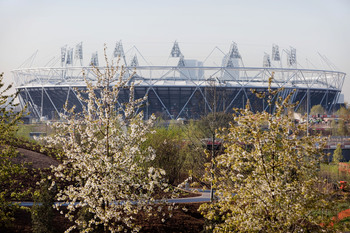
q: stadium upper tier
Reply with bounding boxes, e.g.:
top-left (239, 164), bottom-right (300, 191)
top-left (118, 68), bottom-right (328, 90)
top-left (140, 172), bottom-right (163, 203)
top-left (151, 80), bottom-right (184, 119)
top-left (12, 42), bottom-right (346, 120)
top-left (13, 66), bottom-right (344, 89)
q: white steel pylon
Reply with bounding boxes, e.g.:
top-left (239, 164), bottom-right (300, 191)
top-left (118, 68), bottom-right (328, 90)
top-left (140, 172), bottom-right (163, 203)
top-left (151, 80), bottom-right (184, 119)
top-left (114, 40), bottom-right (128, 65)
top-left (228, 42), bottom-right (241, 59)
top-left (287, 47), bottom-right (297, 67)
top-left (66, 48), bottom-right (73, 65)
top-left (90, 52), bottom-right (99, 66)
top-left (61, 45), bottom-right (67, 66)
top-left (114, 40), bottom-right (124, 57)
top-left (130, 54), bottom-right (139, 67)
top-left (74, 42), bottom-right (83, 66)
top-left (263, 53), bottom-right (271, 67)
top-left (272, 44), bottom-right (281, 61)
top-left (222, 42), bottom-right (241, 68)
top-left (170, 41), bottom-right (182, 57)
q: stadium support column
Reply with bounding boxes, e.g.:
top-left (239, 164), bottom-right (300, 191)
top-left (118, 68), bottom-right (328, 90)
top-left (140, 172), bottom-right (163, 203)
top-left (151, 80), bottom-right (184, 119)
top-left (41, 87), bottom-right (44, 118)
top-left (307, 88), bottom-right (310, 136)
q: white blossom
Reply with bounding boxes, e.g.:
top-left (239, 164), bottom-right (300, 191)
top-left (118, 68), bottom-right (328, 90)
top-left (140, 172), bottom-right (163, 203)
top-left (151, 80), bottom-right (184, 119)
top-left (199, 76), bottom-right (335, 232)
top-left (44, 49), bottom-right (168, 232)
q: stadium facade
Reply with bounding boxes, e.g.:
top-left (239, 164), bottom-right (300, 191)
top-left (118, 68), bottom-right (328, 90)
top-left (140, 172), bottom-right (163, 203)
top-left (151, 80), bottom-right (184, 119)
top-left (12, 41), bottom-right (346, 120)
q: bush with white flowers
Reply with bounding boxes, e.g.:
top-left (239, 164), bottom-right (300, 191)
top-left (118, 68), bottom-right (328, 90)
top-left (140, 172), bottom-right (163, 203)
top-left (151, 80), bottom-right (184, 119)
top-left (46, 49), bottom-right (168, 232)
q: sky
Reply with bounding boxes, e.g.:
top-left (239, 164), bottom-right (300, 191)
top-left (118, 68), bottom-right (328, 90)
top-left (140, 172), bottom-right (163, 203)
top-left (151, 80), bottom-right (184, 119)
top-left (1, 0), bottom-right (349, 101)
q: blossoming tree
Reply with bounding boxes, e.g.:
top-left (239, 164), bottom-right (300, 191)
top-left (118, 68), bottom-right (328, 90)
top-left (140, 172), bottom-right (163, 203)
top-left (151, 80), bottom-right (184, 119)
top-left (46, 49), bottom-right (167, 232)
top-left (200, 76), bottom-right (335, 232)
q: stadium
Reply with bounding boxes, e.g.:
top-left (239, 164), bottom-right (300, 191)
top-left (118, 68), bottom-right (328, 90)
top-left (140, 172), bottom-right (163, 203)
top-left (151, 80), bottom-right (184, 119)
top-left (12, 41), bottom-right (346, 120)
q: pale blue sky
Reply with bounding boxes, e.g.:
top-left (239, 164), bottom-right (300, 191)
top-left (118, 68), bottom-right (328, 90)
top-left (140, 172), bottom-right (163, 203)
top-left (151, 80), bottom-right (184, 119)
top-left (1, 0), bottom-right (349, 101)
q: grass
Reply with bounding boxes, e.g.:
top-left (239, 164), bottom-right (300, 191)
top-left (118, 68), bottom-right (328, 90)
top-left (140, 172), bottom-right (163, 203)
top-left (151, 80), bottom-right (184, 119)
top-left (15, 124), bottom-right (35, 140)
top-left (15, 123), bottom-right (53, 140)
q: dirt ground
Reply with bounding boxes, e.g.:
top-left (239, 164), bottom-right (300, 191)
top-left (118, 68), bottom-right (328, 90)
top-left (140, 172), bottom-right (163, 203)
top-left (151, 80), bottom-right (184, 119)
top-left (13, 147), bottom-right (59, 169)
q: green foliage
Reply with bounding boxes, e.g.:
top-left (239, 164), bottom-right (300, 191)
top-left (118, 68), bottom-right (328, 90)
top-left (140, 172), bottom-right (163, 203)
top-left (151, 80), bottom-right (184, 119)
top-left (181, 113), bottom-right (234, 185)
top-left (179, 124), bottom-right (206, 185)
top-left (319, 163), bottom-right (350, 184)
top-left (0, 194), bottom-right (17, 228)
top-left (0, 73), bottom-right (28, 227)
top-left (331, 119), bottom-right (348, 136)
top-left (330, 106), bottom-right (350, 136)
top-left (31, 180), bottom-right (56, 233)
top-left (199, 75), bottom-right (336, 232)
top-left (331, 120), bottom-right (338, 136)
top-left (310, 104), bottom-right (325, 115)
top-left (337, 119), bottom-right (348, 136)
top-left (145, 126), bottom-right (186, 184)
top-left (336, 107), bottom-right (349, 119)
top-left (333, 144), bottom-right (343, 164)
top-left (197, 112), bottom-right (235, 138)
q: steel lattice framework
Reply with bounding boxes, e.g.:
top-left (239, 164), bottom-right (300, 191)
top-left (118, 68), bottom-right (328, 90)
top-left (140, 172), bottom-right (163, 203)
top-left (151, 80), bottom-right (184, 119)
top-left (12, 42), bottom-right (346, 120)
